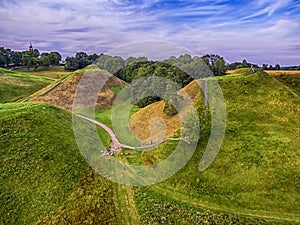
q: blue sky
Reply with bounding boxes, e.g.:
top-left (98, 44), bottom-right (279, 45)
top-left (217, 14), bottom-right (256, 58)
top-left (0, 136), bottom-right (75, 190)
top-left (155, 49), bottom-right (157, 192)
top-left (0, 0), bottom-right (300, 65)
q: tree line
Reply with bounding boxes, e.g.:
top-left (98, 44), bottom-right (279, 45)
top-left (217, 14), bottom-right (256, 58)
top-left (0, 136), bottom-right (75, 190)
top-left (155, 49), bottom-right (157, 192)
top-left (0, 46), bottom-right (62, 70)
top-left (227, 59), bottom-right (300, 71)
top-left (0, 46), bottom-right (228, 76)
top-left (95, 54), bottom-right (227, 112)
top-left (2, 45), bottom-right (300, 72)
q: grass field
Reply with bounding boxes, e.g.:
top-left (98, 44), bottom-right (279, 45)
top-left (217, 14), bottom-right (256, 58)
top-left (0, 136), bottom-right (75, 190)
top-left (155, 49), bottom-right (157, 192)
top-left (133, 186), bottom-right (293, 225)
top-left (14, 66), bottom-right (70, 79)
top-left (0, 68), bottom-right (52, 103)
top-left (1, 68), bottom-right (299, 224)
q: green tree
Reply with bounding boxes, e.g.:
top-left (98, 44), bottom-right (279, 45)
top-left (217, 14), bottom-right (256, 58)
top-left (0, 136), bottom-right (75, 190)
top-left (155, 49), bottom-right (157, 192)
top-left (163, 100), bottom-right (177, 116)
top-left (125, 56), bottom-right (148, 65)
top-left (0, 47), bottom-right (11, 67)
top-left (40, 52), bottom-right (49, 58)
top-left (275, 64), bottom-right (281, 70)
top-left (75, 52), bottom-right (89, 69)
top-left (40, 55), bottom-right (50, 68)
top-left (87, 54), bottom-right (99, 63)
top-left (0, 48), bottom-right (7, 67)
top-left (65, 57), bottom-right (79, 70)
top-left (163, 81), bottom-right (178, 116)
top-left (201, 54), bottom-right (227, 76)
top-left (22, 52), bottom-right (33, 70)
top-left (178, 54), bottom-right (193, 65)
top-left (21, 49), bottom-right (40, 70)
top-left (214, 57), bottom-right (227, 76)
top-left (32, 49), bottom-right (40, 58)
top-left (242, 59), bottom-right (249, 68)
top-left (10, 51), bottom-right (22, 66)
top-left (48, 52), bottom-right (62, 66)
top-left (262, 64), bottom-right (268, 70)
top-left (32, 57), bottom-right (39, 70)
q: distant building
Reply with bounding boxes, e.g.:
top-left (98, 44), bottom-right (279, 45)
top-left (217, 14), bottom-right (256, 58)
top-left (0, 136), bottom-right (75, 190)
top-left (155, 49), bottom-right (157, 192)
top-left (29, 42), bottom-right (33, 52)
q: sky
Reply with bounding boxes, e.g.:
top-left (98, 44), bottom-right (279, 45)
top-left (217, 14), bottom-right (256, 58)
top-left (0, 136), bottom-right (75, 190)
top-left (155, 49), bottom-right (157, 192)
top-left (0, 0), bottom-right (300, 66)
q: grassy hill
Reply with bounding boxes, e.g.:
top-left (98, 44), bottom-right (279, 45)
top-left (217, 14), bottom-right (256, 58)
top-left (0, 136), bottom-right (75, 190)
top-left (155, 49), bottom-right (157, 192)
top-left (126, 68), bottom-right (300, 224)
top-left (129, 80), bottom-right (202, 143)
top-left (1, 67), bottom-right (299, 224)
top-left (0, 68), bottom-right (52, 103)
top-left (266, 70), bottom-right (300, 95)
top-left (31, 67), bottom-right (126, 110)
top-left (0, 103), bottom-right (117, 225)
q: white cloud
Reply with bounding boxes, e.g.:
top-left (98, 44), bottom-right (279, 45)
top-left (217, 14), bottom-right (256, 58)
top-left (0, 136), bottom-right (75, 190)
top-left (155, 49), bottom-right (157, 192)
top-left (258, 19), bottom-right (299, 37)
top-left (243, 0), bottom-right (291, 20)
top-left (0, 0), bottom-right (299, 65)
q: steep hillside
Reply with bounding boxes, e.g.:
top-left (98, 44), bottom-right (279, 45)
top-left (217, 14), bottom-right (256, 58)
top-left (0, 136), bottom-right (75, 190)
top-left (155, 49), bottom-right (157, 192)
top-left (0, 68), bottom-right (52, 103)
top-left (129, 80), bottom-right (202, 142)
top-left (127, 69), bottom-right (300, 223)
top-left (266, 70), bottom-right (300, 95)
top-left (31, 67), bottom-right (126, 110)
top-left (0, 103), bottom-right (117, 225)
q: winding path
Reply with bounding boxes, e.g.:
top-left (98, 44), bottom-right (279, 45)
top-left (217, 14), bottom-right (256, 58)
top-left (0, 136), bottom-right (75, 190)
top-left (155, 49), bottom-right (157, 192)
top-left (75, 114), bottom-right (189, 152)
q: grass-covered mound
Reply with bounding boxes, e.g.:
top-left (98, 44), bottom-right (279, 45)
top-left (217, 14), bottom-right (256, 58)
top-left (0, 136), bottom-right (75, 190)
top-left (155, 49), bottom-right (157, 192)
top-left (0, 103), bottom-right (117, 225)
top-left (129, 79), bottom-right (202, 143)
top-left (128, 69), bottom-right (300, 224)
top-left (31, 67), bottom-right (126, 110)
top-left (0, 68), bottom-right (52, 103)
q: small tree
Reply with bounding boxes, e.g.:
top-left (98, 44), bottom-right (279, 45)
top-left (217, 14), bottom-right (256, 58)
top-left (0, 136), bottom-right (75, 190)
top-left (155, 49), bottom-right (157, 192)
top-left (275, 64), bottom-right (281, 70)
top-left (214, 57), bottom-right (227, 76)
top-left (262, 64), bottom-right (268, 70)
top-left (242, 59), bottom-right (248, 67)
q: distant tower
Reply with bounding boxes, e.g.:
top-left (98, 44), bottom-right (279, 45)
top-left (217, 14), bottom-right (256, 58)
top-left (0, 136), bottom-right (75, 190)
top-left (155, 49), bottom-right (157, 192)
top-left (29, 41), bottom-right (33, 52)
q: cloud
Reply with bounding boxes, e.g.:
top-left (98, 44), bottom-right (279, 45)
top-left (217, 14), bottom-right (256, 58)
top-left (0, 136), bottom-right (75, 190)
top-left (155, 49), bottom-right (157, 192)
top-left (258, 19), bottom-right (299, 37)
top-left (243, 0), bottom-right (291, 19)
top-left (0, 0), bottom-right (299, 65)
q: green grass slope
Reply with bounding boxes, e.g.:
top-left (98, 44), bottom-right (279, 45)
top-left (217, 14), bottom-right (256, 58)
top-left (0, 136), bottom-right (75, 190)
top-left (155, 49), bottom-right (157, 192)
top-left (0, 103), bottom-right (117, 225)
top-left (2, 68), bottom-right (299, 224)
top-left (266, 70), bottom-right (300, 95)
top-left (127, 69), bottom-right (300, 224)
top-left (14, 66), bottom-right (70, 79)
top-left (0, 68), bottom-right (52, 103)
